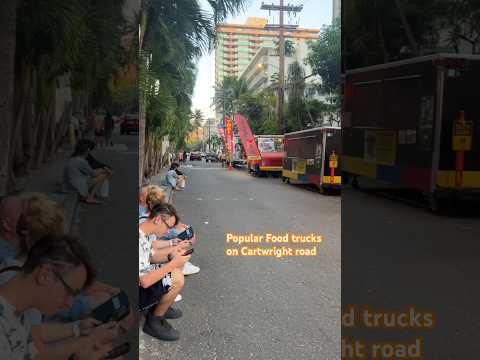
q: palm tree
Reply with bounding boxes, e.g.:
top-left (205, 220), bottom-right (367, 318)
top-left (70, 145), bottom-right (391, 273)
top-left (0, 0), bottom-right (17, 194)
top-left (139, 0), bottom-right (249, 181)
top-left (192, 109), bottom-right (204, 143)
top-left (213, 76), bottom-right (249, 117)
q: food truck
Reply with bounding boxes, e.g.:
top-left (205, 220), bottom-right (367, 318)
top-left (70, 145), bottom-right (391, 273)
top-left (282, 127), bottom-right (341, 191)
top-left (343, 53), bottom-right (480, 210)
top-left (247, 135), bottom-right (284, 176)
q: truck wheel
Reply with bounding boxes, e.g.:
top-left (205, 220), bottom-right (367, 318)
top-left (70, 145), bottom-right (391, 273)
top-left (351, 176), bottom-right (359, 189)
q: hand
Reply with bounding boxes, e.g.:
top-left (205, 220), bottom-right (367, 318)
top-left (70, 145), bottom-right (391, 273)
top-left (74, 339), bottom-right (113, 360)
top-left (79, 318), bottom-right (102, 335)
top-left (170, 253), bottom-right (191, 269)
top-left (90, 322), bottom-right (119, 346)
top-left (118, 306), bottom-right (135, 334)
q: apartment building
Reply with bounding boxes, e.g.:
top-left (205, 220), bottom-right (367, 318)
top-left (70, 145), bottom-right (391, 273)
top-left (215, 17), bottom-right (319, 86)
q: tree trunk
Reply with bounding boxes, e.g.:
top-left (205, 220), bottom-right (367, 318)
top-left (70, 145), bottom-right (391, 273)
top-left (394, 0), bottom-right (421, 56)
top-left (0, 0), bottom-right (17, 194)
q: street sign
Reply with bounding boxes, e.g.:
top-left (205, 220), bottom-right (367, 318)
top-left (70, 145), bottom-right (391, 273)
top-left (452, 120), bottom-right (473, 151)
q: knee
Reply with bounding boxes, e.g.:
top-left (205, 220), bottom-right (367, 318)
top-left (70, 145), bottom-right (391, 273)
top-left (171, 269), bottom-right (184, 290)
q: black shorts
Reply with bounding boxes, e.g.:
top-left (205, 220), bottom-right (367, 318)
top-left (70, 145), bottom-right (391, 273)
top-left (139, 272), bottom-right (172, 311)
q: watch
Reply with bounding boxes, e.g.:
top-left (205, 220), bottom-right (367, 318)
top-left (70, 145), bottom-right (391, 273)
top-left (72, 321), bottom-right (81, 338)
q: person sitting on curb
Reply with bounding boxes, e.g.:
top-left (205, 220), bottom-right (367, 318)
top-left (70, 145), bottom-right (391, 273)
top-left (162, 163), bottom-right (184, 191)
top-left (0, 234), bottom-right (117, 360)
top-left (0, 194), bottom-right (23, 261)
top-left (63, 140), bottom-right (110, 204)
top-left (0, 192), bottom-right (134, 335)
top-left (78, 139), bottom-right (114, 200)
top-left (139, 186), bottom-right (200, 276)
top-left (139, 204), bottom-right (191, 341)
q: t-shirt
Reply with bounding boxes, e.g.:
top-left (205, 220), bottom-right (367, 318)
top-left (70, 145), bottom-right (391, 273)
top-left (0, 295), bottom-right (38, 359)
top-left (0, 259), bottom-right (42, 328)
top-left (163, 170), bottom-right (178, 189)
top-left (139, 230), bottom-right (157, 277)
top-left (0, 240), bottom-right (16, 263)
top-left (62, 156), bottom-right (95, 197)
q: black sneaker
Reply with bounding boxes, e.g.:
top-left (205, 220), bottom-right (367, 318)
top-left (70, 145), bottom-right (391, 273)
top-left (143, 315), bottom-right (180, 341)
top-left (148, 306), bottom-right (183, 319)
top-left (164, 307), bottom-right (183, 319)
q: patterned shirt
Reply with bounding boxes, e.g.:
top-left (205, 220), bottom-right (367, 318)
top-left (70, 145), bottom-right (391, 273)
top-left (0, 295), bottom-right (37, 359)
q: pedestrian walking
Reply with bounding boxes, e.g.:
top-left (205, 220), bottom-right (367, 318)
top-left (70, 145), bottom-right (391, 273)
top-left (104, 111), bottom-right (114, 147)
top-left (93, 111), bottom-right (105, 147)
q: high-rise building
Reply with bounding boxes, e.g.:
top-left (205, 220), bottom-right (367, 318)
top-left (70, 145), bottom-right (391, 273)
top-left (215, 17), bottom-right (319, 86)
top-left (333, 0), bottom-right (341, 20)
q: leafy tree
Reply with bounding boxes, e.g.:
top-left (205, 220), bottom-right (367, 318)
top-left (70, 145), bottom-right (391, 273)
top-left (139, 0), bottom-right (249, 181)
top-left (286, 61), bottom-right (307, 132)
top-left (306, 18), bottom-right (341, 95)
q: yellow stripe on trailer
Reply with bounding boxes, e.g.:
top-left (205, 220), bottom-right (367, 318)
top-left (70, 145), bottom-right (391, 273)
top-left (437, 171), bottom-right (480, 189)
top-left (323, 176), bottom-right (342, 185)
top-left (342, 155), bottom-right (377, 178)
top-left (282, 170), bottom-right (298, 180)
top-left (259, 166), bottom-right (283, 171)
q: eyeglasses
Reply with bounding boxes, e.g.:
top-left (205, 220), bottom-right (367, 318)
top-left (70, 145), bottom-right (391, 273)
top-left (52, 270), bottom-right (82, 297)
top-left (160, 216), bottom-right (175, 230)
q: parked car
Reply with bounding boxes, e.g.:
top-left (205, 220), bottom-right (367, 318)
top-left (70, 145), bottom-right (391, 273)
top-left (190, 152), bottom-right (202, 161)
top-left (120, 114), bottom-right (139, 134)
top-left (205, 153), bottom-right (219, 162)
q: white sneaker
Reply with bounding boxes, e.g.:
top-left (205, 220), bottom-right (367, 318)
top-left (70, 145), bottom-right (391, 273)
top-left (174, 294), bottom-right (182, 302)
top-left (182, 261), bottom-right (200, 276)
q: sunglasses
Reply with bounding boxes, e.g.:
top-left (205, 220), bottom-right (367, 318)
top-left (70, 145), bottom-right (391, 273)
top-left (52, 270), bottom-right (82, 297)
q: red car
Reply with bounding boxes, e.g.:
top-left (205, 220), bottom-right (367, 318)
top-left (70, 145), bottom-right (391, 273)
top-left (190, 152), bottom-right (202, 161)
top-left (120, 114), bottom-right (139, 135)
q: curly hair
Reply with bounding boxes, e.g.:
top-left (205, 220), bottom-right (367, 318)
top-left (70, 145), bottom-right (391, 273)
top-left (145, 185), bottom-right (167, 212)
top-left (17, 193), bottom-right (65, 257)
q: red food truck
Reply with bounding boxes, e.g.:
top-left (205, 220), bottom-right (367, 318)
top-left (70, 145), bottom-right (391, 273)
top-left (233, 114), bottom-right (284, 177)
top-left (248, 135), bottom-right (284, 176)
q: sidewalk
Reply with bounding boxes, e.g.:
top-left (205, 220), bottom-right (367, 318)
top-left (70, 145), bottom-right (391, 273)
top-left (20, 144), bottom-right (79, 234)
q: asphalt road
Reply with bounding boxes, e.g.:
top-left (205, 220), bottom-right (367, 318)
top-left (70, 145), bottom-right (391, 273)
top-left (342, 185), bottom-right (480, 359)
top-left (140, 161), bottom-right (341, 360)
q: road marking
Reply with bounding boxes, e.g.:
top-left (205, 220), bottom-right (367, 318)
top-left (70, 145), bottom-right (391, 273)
top-left (215, 198), bottom-right (221, 201)
top-left (204, 221), bottom-right (209, 224)
top-left (249, 198), bottom-right (254, 200)
top-left (197, 198), bottom-right (203, 201)
top-left (233, 198), bottom-right (238, 200)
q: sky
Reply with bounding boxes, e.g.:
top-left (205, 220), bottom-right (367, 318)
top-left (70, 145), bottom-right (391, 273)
top-left (192, 0), bottom-right (333, 120)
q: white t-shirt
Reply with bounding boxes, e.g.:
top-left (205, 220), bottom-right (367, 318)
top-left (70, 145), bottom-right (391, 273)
top-left (0, 295), bottom-right (38, 359)
top-left (0, 259), bottom-right (42, 328)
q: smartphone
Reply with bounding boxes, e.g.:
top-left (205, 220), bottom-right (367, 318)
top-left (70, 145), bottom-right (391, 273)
top-left (177, 226), bottom-right (194, 241)
top-left (183, 245), bottom-right (194, 256)
top-left (92, 290), bottom-right (130, 323)
top-left (103, 342), bottom-right (130, 359)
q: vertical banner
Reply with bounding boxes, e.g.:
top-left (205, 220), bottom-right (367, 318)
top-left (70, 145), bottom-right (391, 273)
top-left (234, 114), bottom-right (261, 159)
top-left (217, 123), bottom-right (226, 145)
top-left (225, 116), bottom-right (234, 160)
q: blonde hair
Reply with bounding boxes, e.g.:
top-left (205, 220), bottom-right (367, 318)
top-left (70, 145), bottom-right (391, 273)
top-left (145, 185), bottom-right (166, 212)
top-left (17, 193), bottom-right (65, 256)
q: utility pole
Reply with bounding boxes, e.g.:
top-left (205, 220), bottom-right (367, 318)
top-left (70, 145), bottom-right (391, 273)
top-left (261, 1), bottom-right (303, 134)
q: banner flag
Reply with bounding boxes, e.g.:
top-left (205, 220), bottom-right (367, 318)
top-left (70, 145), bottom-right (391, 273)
top-left (234, 113), bottom-right (261, 160)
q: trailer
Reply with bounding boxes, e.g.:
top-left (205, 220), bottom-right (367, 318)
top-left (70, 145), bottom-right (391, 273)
top-left (343, 53), bottom-right (480, 210)
top-left (247, 135), bottom-right (284, 176)
top-left (282, 127), bottom-right (341, 192)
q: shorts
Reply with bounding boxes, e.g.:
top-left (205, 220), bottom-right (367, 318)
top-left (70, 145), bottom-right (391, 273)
top-left (94, 129), bottom-right (105, 136)
top-left (139, 271), bottom-right (172, 311)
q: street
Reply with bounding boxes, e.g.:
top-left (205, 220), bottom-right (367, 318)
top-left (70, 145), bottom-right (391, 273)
top-left (342, 186), bottom-right (480, 358)
top-left (140, 161), bottom-right (341, 359)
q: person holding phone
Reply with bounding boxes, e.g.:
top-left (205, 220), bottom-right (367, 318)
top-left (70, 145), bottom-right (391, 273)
top-left (139, 204), bottom-right (191, 341)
